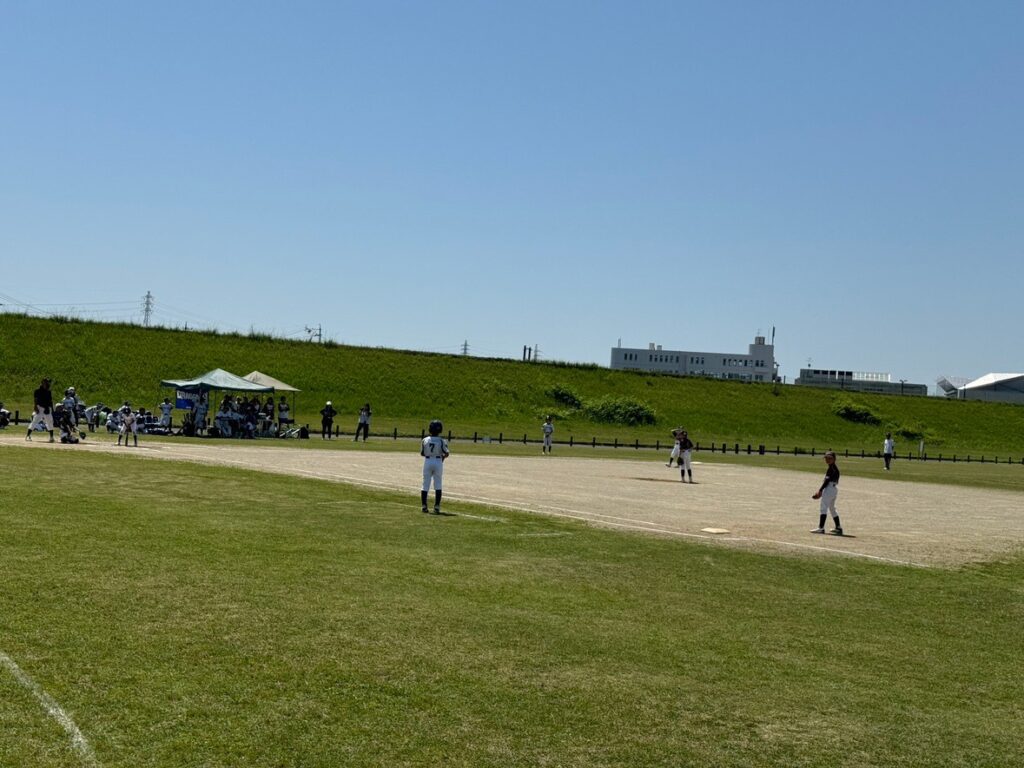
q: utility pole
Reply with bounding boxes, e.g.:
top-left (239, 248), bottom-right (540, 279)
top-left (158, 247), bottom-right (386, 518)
top-left (305, 324), bottom-right (322, 343)
top-left (461, 340), bottom-right (469, 355)
top-left (142, 291), bottom-right (154, 327)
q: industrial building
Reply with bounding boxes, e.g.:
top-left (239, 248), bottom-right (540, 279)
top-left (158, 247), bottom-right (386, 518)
top-left (940, 373), bottom-right (1024, 404)
top-left (610, 335), bottom-right (776, 382)
top-left (794, 369), bottom-right (927, 396)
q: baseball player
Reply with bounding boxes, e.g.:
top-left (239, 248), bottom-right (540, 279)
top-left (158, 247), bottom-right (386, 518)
top-left (117, 402), bottom-right (138, 447)
top-left (420, 419), bottom-right (450, 514)
top-left (541, 415), bottom-right (554, 454)
top-left (158, 397), bottom-right (174, 428)
top-left (677, 429), bottom-right (695, 483)
top-left (883, 432), bottom-right (895, 471)
top-left (354, 403), bottom-right (372, 441)
top-left (811, 450), bottom-right (843, 535)
top-left (666, 427), bottom-right (684, 467)
top-left (26, 377), bottom-right (55, 443)
top-left (62, 387), bottom-right (79, 426)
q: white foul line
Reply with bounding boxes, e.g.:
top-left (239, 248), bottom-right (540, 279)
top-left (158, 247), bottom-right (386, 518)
top-left (0, 651), bottom-right (99, 767)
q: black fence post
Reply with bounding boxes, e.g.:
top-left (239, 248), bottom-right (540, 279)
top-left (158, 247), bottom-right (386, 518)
top-left (776, 445), bottom-right (780, 455)
top-left (759, 444), bottom-right (765, 455)
top-left (393, 428), bottom-right (398, 440)
top-left (614, 437), bottom-right (618, 448)
top-left (473, 432), bottom-right (477, 443)
top-left (592, 437), bottom-right (596, 447)
top-left (860, 449), bottom-right (864, 458)
top-left (499, 432), bottom-right (503, 444)
top-left (812, 448), bottom-right (816, 457)
top-left (734, 443), bottom-right (739, 454)
top-left (746, 444), bottom-right (751, 454)
top-left (656, 439), bottom-right (660, 451)
top-left (421, 429), bottom-right (425, 439)
top-left (635, 438), bottom-right (639, 449)
top-left (14, 410), bottom-right (19, 424)
top-left (523, 433), bottom-right (527, 444)
top-left (711, 442), bottom-right (716, 452)
top-left (569, 435), bottom-right (574, 447)
top-left (448, 430), bottom-right (452, 442)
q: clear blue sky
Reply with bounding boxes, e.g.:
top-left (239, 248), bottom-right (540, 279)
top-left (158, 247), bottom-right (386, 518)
top-left (2, 1), bottom-right (1021, 390)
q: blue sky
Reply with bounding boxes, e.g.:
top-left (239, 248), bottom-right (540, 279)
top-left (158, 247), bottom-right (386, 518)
top-left (2, 1), bottom-right (1021, 390)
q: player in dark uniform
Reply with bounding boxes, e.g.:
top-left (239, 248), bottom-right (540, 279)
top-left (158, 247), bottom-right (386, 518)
top-left (26, 378), bottom-right (55, 443)
top-left (811, 450), bottom-right (843, 535)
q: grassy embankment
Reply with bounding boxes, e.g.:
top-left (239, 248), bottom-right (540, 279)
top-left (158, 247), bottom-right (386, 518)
top-left (1, 447), bottom-right (1022, 767)
top-left (2, 313), bottom-right (1024, 455)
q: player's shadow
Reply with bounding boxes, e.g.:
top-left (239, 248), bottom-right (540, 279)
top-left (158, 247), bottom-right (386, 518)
top-left (632, 477), bottom-right (699, 484)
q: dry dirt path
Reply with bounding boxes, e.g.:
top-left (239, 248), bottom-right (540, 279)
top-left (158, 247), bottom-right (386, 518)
top-left (5, 436), bottom-right (1023, 568)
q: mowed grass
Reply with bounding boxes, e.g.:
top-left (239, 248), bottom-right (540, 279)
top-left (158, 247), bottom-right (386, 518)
top-left (1, 448), bottom-right (1023, 767)
top-left (4, 313), bottom-right (1024, 455)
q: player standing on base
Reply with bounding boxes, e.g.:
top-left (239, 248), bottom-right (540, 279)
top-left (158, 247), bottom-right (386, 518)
top-left (811, 450), bottom-right (843, 535)
top-left (541, 415), bottom-right (554, 454)
top-left (420, 419), bottom-right (450, 514)
top-left (678, 429), bottom-right (695, 483)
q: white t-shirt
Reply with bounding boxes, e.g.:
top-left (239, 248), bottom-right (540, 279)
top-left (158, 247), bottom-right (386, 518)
top-left (884, 438), bottom-right (895, 454)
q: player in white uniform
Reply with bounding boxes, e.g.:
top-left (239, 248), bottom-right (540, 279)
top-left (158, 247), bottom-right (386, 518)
top-left (158, 398), bottom-right (174, 428)
top-left (666, 427), bottom-right (684, 467)
top-left (117, 402), bottom-right (138, 447)
top-left (811, 451), bottom-right (843, 535)
top-left (420, 419), bottom-right (450, 514)
top-left (541, 416), bottom-right (554, 454)
top-left (883, 432), bottom-right (895, 471)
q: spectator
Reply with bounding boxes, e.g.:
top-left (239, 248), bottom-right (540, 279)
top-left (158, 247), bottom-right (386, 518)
top-left (0, 401), bottom-right (11, 429)
top-left (277, 396), bottom-right (292, 434)
top-left (320, 400), bottom-right (337, 439)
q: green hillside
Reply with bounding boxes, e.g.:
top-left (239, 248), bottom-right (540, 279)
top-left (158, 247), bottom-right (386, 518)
top-left (2, 314), bottom-right (1023, 455)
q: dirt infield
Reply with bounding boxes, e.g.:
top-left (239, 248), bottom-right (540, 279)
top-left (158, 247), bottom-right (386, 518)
top-left (7, 437), bottom-right (1024, 567)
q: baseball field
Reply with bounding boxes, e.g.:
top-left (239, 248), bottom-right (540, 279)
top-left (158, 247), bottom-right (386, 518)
top-left (2, 433), bottom-right (1022, 767)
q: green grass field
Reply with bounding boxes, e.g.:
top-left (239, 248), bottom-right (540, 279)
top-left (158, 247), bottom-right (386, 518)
top-left (3, 313), bottom-right (1024, 455)
top-left (2, 446), bottom-right (1022, 767)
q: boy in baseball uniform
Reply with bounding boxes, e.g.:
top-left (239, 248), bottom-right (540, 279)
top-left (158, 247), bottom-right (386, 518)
top-left (541, 415), bottom-right (554, 454)
top-left (677, 430), bottom-right (695, 483)
top-left (883, 432), bottom-right (895, 471)
top-left (811, 451), bottom-right (843, 535)
top-left (158, 397), bottom-right (174, 428)
top-left (117, 402), bottom-right (138, 447)
top-left (666, 427), bottom-right (683, 467)
top-left (420, 419), bottom-right (450, 514)
top-left (26, 378), bottom-right (55, 442)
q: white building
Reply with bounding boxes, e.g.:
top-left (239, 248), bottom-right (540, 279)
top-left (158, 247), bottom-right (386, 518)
top-left (954, 373), bottom-right (1024, 404)
top-left (610, 335), bottom-right (776, 382)
top-left (795, 369), bottom-right (928, 396)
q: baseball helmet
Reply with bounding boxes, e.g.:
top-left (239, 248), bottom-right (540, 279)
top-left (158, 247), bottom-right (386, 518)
top-left (428, 419), bottom-right (443, 436)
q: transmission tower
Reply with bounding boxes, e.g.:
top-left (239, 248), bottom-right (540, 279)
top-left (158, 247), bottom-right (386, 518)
top-left (142, 291), bottom-right (154, 326)
top-left (305, 324), bottom-right (322, 343)
top-left (461, 340), bottom-right (469, 355)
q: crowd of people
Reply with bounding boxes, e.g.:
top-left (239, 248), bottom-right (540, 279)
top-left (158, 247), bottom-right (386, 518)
top-left (4, 380), bottom-right (379, 442)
